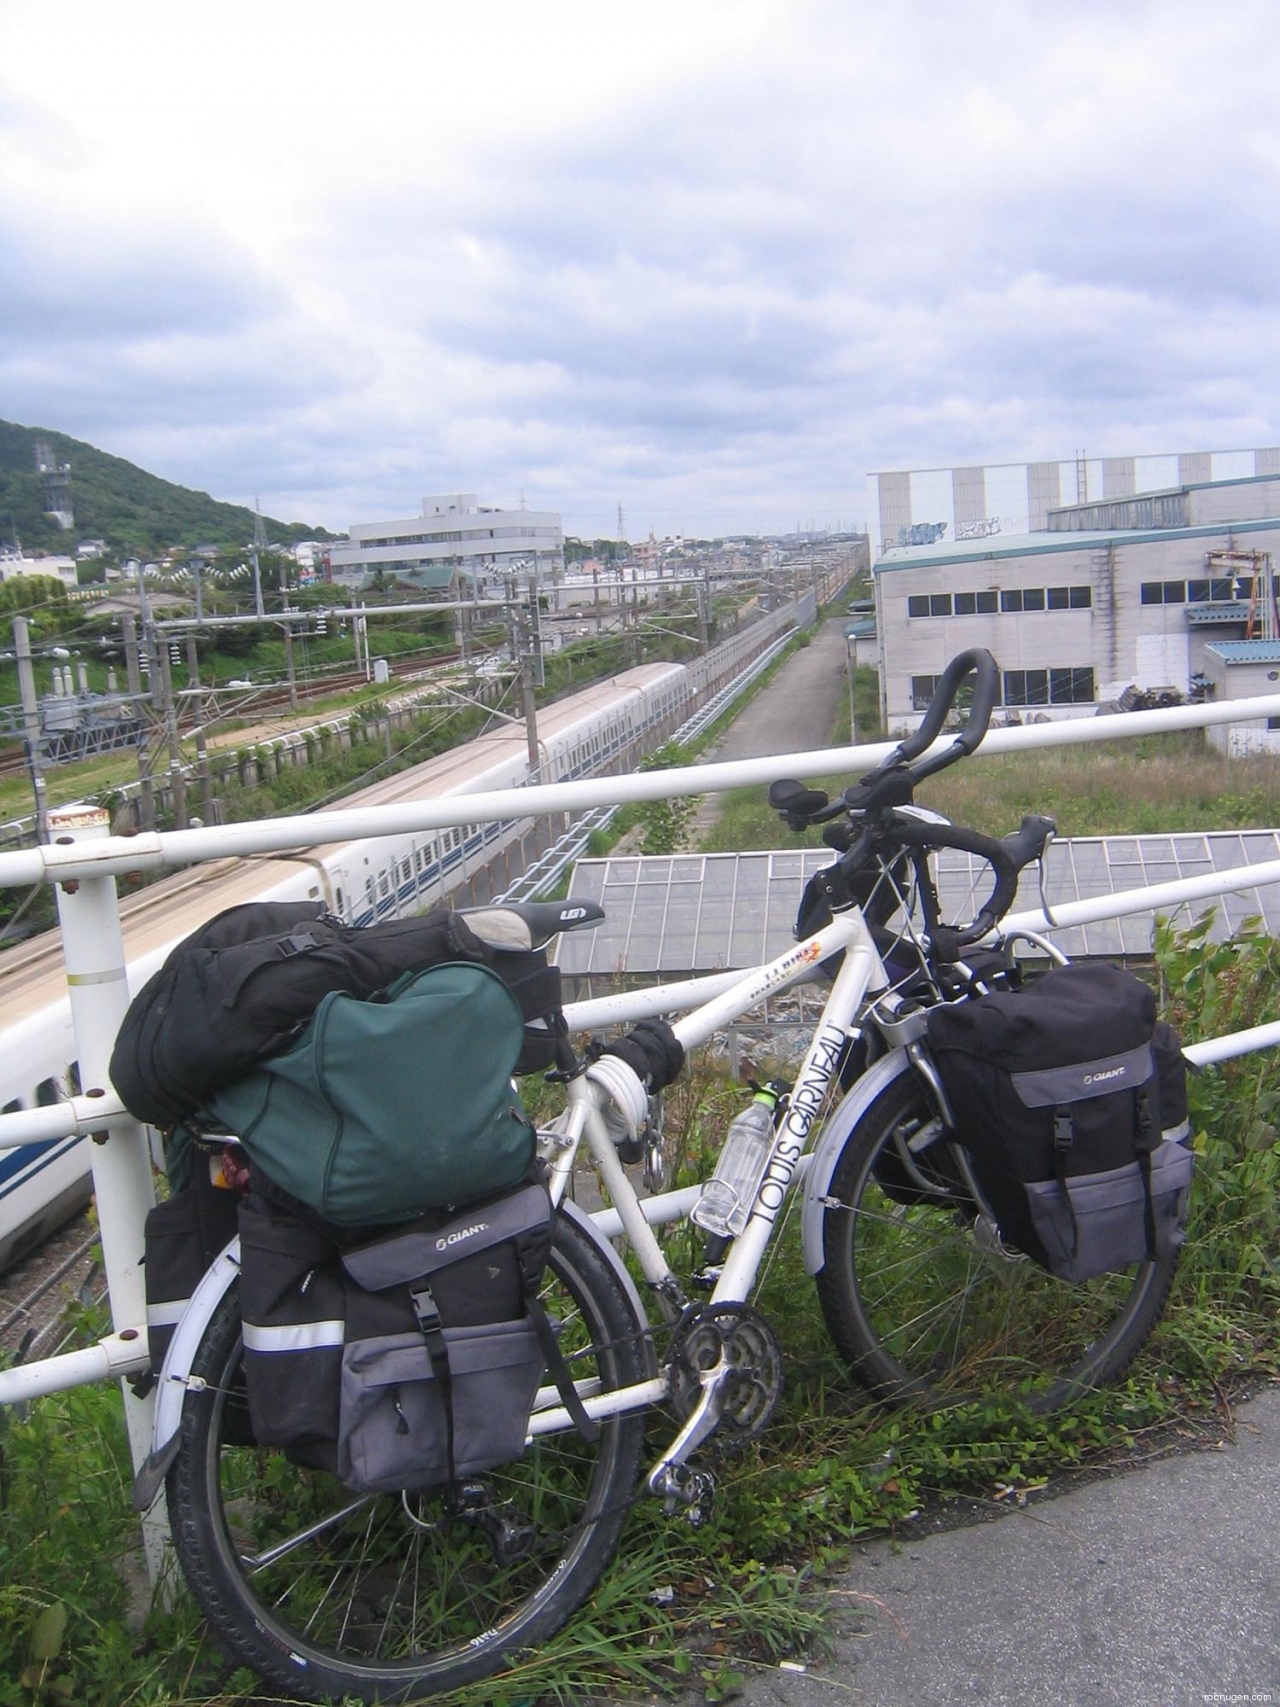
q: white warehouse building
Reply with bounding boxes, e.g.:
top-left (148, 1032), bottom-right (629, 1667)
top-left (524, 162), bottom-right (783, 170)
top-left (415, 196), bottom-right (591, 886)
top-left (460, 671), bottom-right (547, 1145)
top-left (873, 473), bottom-right (1280, 734)
top-left (328, 493), bottom-right (564, 593)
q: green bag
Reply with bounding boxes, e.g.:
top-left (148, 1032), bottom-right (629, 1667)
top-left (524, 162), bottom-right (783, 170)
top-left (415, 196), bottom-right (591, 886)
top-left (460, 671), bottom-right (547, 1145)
top-left (205, 962), bottom-right (535, 1224)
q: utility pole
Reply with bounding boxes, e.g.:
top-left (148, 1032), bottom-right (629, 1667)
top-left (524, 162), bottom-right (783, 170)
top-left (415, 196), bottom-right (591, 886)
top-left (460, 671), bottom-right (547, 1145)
top-left (282, 619), bottom-right (297, 711)
top-left (121, 613), bottom-right (155, 831)
top-left (13, 617), bottom-right (48, 841)
top-left (251, 500), bottom-right (266, 618)
top-left (186, 633), bottom-right (216, 825)
top-left (158, 641), bottom-right (188, 831)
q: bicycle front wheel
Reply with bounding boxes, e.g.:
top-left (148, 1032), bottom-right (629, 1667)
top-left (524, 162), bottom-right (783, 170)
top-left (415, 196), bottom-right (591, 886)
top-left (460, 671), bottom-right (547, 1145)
top-left (166, 1213), bottom-right (649, 1704)
top-left (815, 1069), bottom-right (1180, 1411)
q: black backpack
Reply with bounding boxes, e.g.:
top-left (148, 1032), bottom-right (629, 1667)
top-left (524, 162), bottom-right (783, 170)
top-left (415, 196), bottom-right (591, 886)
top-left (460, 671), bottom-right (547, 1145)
top-left (235, 1175), bottom-right (595, 1491)
top-left (924, 963), bottom-right (1193, 1281)
top-left (111, 902), bottom-right (566, 1130)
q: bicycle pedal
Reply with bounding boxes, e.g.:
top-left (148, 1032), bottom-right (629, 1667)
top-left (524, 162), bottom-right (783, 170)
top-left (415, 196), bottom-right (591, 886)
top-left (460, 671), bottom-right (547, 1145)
top-left (653, 1463), bottom-right (717, 1526)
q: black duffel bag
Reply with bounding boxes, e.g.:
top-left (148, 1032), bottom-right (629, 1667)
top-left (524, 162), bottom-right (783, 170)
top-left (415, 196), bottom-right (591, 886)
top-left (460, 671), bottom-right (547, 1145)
top-left (924, 963), bottom-right (1193, 1281)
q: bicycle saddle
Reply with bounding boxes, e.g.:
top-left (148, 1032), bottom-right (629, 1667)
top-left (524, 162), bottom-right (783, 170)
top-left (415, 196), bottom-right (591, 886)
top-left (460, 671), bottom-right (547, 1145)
top-left (459, 899), bottom-right (606, 953)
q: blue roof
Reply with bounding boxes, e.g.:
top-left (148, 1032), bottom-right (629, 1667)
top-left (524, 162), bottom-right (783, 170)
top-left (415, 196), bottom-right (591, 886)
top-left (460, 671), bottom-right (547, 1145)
top-left (1205, 640), bottom-right (1280, 663)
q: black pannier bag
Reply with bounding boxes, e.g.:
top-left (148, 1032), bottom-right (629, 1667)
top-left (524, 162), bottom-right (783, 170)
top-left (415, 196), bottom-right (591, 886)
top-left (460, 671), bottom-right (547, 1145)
top-left (141, 1157), bottom-right (240, 1382)
top-left (110, 901), bottom-right (568, 1133)
top-left (238, 1177), bottom-right (593, 1491)
top-left (923, 963), bottom-right (1193, 1282)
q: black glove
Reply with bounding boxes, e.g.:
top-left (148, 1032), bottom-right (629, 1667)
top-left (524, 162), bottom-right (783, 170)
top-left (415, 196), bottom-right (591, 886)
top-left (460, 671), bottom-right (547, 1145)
top-left (599, 1017), bottom-right (685, 1092)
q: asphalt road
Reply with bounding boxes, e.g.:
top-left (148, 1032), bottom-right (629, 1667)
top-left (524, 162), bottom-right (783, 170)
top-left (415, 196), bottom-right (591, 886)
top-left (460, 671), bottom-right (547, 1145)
top-left (731, 1385), bottom-right (1280, 1707)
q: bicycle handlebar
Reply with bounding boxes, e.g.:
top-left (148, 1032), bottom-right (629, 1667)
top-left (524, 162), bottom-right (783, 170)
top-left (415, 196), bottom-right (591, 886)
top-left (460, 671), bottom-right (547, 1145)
top-left (883, 811), bottom-right (1056, 957)
top-left (891, 647), bottom-right (1000, 768)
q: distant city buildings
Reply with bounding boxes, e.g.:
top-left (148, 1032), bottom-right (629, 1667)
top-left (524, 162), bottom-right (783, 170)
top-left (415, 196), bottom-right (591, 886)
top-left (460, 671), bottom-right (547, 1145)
top-left (0, 550), bottom-right (77, 587)
top-left (327, 493), bottom-right (564, 594)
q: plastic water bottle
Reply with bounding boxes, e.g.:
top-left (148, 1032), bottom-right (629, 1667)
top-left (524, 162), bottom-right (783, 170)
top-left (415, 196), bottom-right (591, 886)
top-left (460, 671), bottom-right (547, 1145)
top-left (691, 1084), bottom-right (782, 1240)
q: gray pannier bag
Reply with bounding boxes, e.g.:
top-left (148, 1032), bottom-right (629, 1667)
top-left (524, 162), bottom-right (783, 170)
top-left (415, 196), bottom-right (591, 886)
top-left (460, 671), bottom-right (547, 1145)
top-left (924, 963), bottom-right (1194, 1282)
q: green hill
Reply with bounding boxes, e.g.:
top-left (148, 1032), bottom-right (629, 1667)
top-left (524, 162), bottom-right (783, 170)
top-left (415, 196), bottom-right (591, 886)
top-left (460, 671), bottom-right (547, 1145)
top-left (0, 420), bottom-right (334, 560)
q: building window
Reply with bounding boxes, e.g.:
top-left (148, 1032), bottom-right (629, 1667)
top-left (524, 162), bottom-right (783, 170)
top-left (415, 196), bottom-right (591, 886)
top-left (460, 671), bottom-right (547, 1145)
top-left (1003, 668), bottom-right (1094, 706)
top-left (912, 583), bottom-right (1089, 618)
top-left (1144, 577), bottom-right (1205, 605)
top-left (950, 589), bottom-right (998, 615)
top-left (907, 594), bottom-right (954, 617)
top-left (912, 675), bottom-right (943, 710)
top-left (1003, 670), bottom-right (1049, 706)
top-left (1049, 667), bottom-right (1095, 703)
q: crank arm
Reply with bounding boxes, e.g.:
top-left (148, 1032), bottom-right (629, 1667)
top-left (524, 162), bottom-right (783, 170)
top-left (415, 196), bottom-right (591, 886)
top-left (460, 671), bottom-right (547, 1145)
top-left (646, 1353), bottom-right (733, 1497)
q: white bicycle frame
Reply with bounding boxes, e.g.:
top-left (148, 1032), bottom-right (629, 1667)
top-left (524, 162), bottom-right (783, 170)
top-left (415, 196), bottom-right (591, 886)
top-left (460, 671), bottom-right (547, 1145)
top-left (525, 907), bottom-right (888, 1474)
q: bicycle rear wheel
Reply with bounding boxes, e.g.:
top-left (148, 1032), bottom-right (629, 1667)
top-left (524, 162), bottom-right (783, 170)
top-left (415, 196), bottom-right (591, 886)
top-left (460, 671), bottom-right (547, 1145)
top-left (166, 1213), bottom-right (649, 1704)
top-left (815, 1069), bottom-right (1180, 1411)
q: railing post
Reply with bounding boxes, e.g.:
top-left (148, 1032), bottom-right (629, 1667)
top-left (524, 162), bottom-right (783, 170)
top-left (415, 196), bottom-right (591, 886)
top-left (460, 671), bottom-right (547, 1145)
top-left (47, 804), bottom-right (167, 1582)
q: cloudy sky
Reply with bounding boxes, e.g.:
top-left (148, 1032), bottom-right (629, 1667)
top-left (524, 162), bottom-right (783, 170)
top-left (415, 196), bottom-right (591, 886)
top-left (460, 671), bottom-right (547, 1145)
top-left (3, 0), bottom-right (1279, 540)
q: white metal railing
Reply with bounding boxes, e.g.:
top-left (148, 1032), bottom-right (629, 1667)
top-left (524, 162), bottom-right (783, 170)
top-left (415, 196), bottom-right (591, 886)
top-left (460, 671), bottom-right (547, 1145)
top-left (5, 685), bottom-right (1280, 1562)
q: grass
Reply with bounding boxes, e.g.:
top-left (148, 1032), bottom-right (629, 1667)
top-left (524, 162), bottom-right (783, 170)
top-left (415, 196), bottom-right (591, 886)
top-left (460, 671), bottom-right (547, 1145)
top-left (699, 729), bottom-right (1280, 858)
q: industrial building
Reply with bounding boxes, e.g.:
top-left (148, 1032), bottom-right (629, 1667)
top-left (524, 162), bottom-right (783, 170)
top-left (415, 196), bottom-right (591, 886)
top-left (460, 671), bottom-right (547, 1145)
top-left (871, 470), bottom-right (1280, 738)
top-left (327, 493), bottom-right (564, 593)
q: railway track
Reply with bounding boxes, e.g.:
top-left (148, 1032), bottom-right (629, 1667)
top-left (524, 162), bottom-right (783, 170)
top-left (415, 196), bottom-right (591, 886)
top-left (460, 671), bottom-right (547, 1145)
top-left (0, 649), bottom-right (465, 783)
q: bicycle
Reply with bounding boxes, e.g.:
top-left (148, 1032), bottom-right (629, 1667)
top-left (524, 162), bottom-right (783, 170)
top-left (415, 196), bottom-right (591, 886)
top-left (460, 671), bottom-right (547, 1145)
top-left (156, 647), bottom-right (1183, 1702)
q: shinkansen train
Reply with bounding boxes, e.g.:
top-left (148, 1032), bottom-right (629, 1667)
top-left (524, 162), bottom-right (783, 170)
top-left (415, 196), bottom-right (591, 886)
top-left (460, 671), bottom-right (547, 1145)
top-left (0, 610), bottom-right (796, 1272)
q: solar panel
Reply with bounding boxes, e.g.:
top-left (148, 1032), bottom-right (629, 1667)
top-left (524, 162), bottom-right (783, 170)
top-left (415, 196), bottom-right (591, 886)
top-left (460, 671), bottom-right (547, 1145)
top-left (559, 830), bottom-right (1280, 978)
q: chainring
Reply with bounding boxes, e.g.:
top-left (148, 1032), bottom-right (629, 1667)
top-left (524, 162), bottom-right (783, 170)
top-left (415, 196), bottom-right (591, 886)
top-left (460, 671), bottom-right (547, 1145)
top-left (667, 1302), bottom-right (784, 1450)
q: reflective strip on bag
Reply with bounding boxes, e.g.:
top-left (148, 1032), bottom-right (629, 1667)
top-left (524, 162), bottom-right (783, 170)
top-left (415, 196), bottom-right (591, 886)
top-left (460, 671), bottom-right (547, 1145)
top-left (146, 1300), bottom-right (190, 1329)
top-left (243, 1318), bottom-right (345, 1353)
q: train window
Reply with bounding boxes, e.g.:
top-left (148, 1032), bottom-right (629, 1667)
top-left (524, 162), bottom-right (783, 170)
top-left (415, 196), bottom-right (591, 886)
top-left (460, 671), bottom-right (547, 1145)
top-left (36, 1078), bottom-right (59, 1107)
top-left (414, 848), bottom-right (423, 873)
top-left (377, 873), bottom-right (390, 899)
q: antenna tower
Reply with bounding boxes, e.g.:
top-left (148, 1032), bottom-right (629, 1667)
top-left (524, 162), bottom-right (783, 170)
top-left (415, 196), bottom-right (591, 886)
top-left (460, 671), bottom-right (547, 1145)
top-left (617, 502), bottom-right (626, 542)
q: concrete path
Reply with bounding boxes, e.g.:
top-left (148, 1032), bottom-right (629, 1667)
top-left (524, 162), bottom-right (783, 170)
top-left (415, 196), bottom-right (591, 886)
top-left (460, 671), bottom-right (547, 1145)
top-left (710, 619), bottom-right (852, 763)
top-left (735, 1385), bottom-right (1280, 1707)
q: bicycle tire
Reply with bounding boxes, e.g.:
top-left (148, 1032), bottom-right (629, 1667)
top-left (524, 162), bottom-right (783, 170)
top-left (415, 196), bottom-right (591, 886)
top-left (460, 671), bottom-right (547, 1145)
top-left (166, 1213), bottom-right (649, 1704)
top-left (814, 1068), bottom-right (1180, 1411)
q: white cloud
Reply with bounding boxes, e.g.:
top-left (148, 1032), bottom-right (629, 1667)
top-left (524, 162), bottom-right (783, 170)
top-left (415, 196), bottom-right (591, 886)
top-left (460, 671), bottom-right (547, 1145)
top-left (2, 0), bottom-right (1280, 537)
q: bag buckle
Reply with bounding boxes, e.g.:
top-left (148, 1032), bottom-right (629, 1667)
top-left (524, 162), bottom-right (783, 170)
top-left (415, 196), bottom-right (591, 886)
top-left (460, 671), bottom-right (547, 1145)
top-left (408, 1281), bottom-right (442, 1331)
top-left (1053, 1107), bottom-right (1074, 1153)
